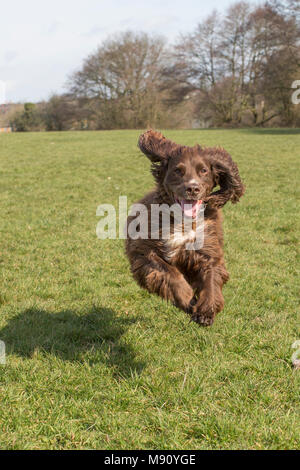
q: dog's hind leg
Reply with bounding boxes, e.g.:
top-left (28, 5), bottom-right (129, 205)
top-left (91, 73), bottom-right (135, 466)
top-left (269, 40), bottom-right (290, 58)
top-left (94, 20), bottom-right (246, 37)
top-left (131, 251), bottom-right (194, 312)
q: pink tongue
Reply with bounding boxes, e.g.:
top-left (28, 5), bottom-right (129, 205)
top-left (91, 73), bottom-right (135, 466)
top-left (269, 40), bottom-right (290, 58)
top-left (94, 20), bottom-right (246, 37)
top-left (180, 199), bottom-right (202, 218)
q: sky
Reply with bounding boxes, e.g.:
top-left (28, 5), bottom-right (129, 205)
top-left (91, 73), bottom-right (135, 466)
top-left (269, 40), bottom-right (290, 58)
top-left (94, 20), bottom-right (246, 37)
top-left (0, 0), bottom-right (259, 103)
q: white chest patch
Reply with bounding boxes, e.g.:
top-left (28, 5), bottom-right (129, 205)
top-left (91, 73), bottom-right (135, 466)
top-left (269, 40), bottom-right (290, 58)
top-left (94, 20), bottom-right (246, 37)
top-left (167, 229), bottom-right (196, 247)
top-left (164, 220), bottom-right (205, 260)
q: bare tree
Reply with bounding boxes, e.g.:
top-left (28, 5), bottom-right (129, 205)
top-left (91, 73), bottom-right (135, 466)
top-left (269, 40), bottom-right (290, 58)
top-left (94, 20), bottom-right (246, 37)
top-left (164, 0), bottom-right (300, 127)
top-left (68, 31), bottom-right (169, 129)
top-left (164, 2), bottom-right (255, 126)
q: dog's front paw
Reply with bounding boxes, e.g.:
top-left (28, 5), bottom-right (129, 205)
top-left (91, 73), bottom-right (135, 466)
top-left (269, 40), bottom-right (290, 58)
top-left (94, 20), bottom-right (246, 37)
top-left (190, 301), bottom-right (216, 327)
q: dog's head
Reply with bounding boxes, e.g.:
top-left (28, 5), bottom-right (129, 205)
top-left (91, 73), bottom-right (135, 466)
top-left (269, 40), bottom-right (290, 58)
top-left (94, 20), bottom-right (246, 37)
top-left (138, 130), bottom-right (245, 212)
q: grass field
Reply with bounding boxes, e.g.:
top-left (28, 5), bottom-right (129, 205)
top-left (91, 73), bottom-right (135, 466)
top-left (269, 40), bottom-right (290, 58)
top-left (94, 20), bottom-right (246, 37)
top-left (0, 129), bottom-right (299, 450)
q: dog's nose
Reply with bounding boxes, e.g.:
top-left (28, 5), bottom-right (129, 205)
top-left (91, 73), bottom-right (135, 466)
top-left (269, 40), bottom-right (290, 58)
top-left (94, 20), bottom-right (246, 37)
top-left (186, 184), bottom-right (200, 196)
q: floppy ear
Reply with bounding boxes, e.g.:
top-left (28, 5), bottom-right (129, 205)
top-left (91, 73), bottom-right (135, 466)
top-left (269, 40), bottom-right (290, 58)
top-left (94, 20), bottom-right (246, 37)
top-left (205, 148), bottom-right (245, 208)
top-left (138, 130), bottom-right (184, 162)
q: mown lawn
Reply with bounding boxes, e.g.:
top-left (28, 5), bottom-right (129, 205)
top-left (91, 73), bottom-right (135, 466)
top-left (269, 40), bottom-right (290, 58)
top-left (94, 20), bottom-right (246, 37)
top-left (0, 129), bottom-right (299, 450)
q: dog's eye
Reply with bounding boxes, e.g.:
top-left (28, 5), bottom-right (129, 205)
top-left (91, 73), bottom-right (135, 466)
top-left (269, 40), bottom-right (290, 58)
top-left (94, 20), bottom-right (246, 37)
top-left (200, 168), bottom-right (208, 174)
top-left (174, 168), bottom-right (182, 175)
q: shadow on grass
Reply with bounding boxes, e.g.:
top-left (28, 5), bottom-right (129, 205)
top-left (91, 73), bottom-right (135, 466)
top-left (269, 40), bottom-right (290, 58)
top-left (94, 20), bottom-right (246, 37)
top-left (0, 306), bottom-right (144, 377)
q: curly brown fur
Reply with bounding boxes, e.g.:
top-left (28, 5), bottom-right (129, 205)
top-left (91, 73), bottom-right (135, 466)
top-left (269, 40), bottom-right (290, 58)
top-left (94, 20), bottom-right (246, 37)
top-left (126, 130), bottom-right (245, 327)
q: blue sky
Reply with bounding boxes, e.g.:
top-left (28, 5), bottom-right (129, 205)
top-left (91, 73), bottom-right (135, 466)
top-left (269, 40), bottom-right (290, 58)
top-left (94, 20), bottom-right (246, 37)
top-left (0, 0), bottom-right (259, 103)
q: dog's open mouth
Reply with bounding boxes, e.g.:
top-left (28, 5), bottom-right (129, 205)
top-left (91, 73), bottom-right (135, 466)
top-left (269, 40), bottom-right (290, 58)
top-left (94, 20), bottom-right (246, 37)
top-left (176, 198), bottom-right (203, 218)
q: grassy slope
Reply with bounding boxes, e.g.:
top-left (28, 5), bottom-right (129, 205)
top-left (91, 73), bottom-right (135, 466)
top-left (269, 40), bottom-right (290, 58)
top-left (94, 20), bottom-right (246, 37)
top-left (0, 129), bottom-right (299, 450)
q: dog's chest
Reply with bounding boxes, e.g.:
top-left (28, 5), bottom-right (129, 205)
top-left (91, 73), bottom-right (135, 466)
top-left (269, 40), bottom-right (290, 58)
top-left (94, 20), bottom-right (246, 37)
top-left (163, 221), bottom-right (205, 261)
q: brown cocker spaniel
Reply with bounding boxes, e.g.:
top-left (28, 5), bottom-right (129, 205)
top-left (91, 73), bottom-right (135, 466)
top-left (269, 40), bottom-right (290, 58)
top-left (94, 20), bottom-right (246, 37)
top-left (126, 130), bottom-right (245, 326)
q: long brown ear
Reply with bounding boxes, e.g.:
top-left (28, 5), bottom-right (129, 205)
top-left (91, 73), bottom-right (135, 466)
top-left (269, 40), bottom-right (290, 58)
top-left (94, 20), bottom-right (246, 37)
top-left (205, 148), bottom-right (245, 208)
top-left (138, 130), bottom-right (184, 162)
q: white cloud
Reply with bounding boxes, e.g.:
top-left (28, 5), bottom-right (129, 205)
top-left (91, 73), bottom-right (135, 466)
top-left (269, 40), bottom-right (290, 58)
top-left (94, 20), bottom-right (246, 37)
top-left (4, 51), bottom-right (19, 64)
top-left (46, 20), bottom-right (62, 35)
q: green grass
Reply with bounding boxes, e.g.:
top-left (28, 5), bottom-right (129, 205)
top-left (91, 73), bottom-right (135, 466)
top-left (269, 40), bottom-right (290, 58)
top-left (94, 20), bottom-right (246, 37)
top-left (0, 129), bottom-right (299, 450)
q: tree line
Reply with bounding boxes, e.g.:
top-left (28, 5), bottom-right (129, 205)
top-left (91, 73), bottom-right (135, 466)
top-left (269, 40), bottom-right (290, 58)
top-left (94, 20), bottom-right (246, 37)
top-left (10, 0), bottom-right (300, 131)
